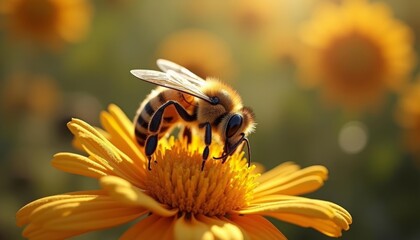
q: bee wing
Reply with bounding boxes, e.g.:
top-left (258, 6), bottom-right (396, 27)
top-left (130, 69), bottom-right (212, 102)
top-left (156, 59), bottom-right (207, 87)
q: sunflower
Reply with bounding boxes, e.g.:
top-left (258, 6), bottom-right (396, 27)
top-left (0, 0), bottom-right (92, 48)
top-left (156, 29), bottom-right (235, 81)
top-left (17, 104), bottom-right (351, 239)
top-left (298, 0), bottom-right (415, 110)
top-left (396, 79), bottom-right (420, 157)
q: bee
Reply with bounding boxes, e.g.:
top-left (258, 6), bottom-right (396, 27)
top-left (131, 59), bottom-right (255, 170)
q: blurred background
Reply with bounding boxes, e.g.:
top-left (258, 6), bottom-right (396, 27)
top-left (1, 0), bottom-right (419, 239)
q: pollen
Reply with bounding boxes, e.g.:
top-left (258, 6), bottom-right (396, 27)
top-left (144, 138), bottom-right (259, 217)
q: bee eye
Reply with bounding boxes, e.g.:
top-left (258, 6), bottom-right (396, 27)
top-left (226, 114), bottom-right (243, 138)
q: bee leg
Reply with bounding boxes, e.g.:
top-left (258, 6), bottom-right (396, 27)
top-left (145, 134), bottom-right (158, 170)
top-left (145, 101), bottom-right (196, 170)
top-left (199, 122), bottom-right (212, 171)
top-left (149, 100), bottom-right (196, 133)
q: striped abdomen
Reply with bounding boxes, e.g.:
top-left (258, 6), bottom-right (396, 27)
top-left (134, 88), bottom-right (195, 147)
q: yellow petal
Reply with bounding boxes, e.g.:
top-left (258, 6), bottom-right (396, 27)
top-left (107, 104), bottom-right (136, 139)
top-left (254, 163), bottom-right (328, 198)
top-left (256, 162), bottom-right (300, 183)
top-left (269, 213), bottom-right (346, 237)
top-left (197, 215), bottom-right (245, 240)
top-left (100, 109), bottom-right (147, 169)
top-left (237, 195), bottom-right (352, 238)
top-left (68, 120), bottom-right (122, 164)
top-left (173, 214), bottom-right (248, 240)
top-left (174, 214), bottom-right (213, 240)
top-left (16, 190), bottom-right (106, 227)
top-left (28, 196), bottom-right (145, 229)
top-left (99, 108), bottom-right (148, 187)
top-left (68, 118), bottom-right (108, 142)
top-left (120, 214), bottom-right (175, 240)
top-left (253, 175), bottom-right (325, 199)
top-left (67, 118), bottom-right (143, 186)
top-left (21, 223), bottom-right (86, 240)
top-left (239, 200), bottom-right (334, 219)
top-left (51, 152), bottom-right (111, 178)
top-left (225, 215), bottom-right (287, 240)
top-left (18, 191), bottom-right (146, 239)
top-left (100, 175), bottom-right (178, 217)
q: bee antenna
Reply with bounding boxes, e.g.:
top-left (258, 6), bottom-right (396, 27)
top-left (243, 137), bottom-right (251, 167)
top-left (213, 153), bottom-right (228, 160)
top-left (213, 134), bottom-right (251, 167)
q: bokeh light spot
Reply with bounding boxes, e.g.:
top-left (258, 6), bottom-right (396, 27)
top-left (338, 121), bottom-right (368, 154)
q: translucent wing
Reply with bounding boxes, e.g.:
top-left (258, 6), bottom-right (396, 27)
top-left (130, 61), bottom-right (212, 102)
top-left (156, 59), bottom-right (207, 87)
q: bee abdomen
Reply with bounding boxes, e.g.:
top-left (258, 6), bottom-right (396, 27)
top-left (134, 110), bottom-right (151, 146)
top-left (134, 125), bottom-right (148, 146)
top-left (134, 90), bottom-right (177, 147)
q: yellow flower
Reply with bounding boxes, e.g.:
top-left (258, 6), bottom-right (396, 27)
top-left (156, 29), bottom-right (235, 81)
top-left (228, 0), bottom-right (297, 62)
top-left (0, 0), bottom-right (92, 48)
top-left (17, 104), bottom-right (352, 239)
top-left (396, 79), bottom-right (420, 157)
top-left (229, 0), bottom-right (280, 36)
top-left (297, 0), bottom-right (415, 110)
top-left (180, 0), bottom-right (225, 22)
top-left (0, 73), bottom-right (61, 119)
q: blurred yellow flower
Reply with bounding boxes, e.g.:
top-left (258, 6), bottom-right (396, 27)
top-left (0, 73), bottom-right (61, 119)
top-left (228, 0), bottom-right (293, 61)
top-left (227, 0), bottom-right (320, 62)
top-left (0, 0), bottom-right (92, 48)
top-left (17, 104), bottom-right (352, 239)
top-left (229, 0), bottom-right (280, 36)
top-left (396, 79), bottom-right (420, 157)
top-left (181, 0), bottom-right (225, 21)
top-left (156, 29), bottom-right (235, 81)
top-left (298, 0), bottom-right (414, 110)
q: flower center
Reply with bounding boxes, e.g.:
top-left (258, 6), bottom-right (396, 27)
top-left (321, 31), bottom-right (385, 88)
top-left (144, 138), bottom-right (258, 217)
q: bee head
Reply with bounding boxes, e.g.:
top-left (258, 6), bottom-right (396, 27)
top-left (215, 107), bottom-right (255, 163)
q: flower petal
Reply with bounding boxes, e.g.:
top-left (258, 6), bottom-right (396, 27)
top-left (225, 215), bottom-right (287, 240)
top-left (173, 214), bottom-right (246, 240)
top-left (254, 163), bottom-right (328, 198)
top-left (16, 190), bottom-right (105, 227)
top-left (120, 214), bottom-right (175, 240)
top-left (17, 191), bottom-right (147, 239)
top-left (107, 104), bottom-right (136, 140)
top-left (100, 105), bottom-right (147, 170)
top-left (271, 213), bottom-right (346, 237)
top-left (51, 152), bottom-right (111, 178)
top-left (68, 118), bottom-right (108, 142)
top-left (237, 195), bottom-right (352, 237)
top-left (174, 214), bottom-right (254, 240)
top-left (196, 215), bottom-right (245, 240)
top-left (100, 175), bottom-right (178, 217)
top-left (173, 214), bottom-right (213, 240)
top-left (67, 118), bottom-right (143, 186)
top-left (32, 200), bottom-right (144, 230)
top-left (256, 162), bottom-right (300, 183)
top-left (21, 224), bottom-right (86, 240)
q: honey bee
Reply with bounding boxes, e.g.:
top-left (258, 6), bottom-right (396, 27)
top-left (131, 59), bottom-right (255, 170)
